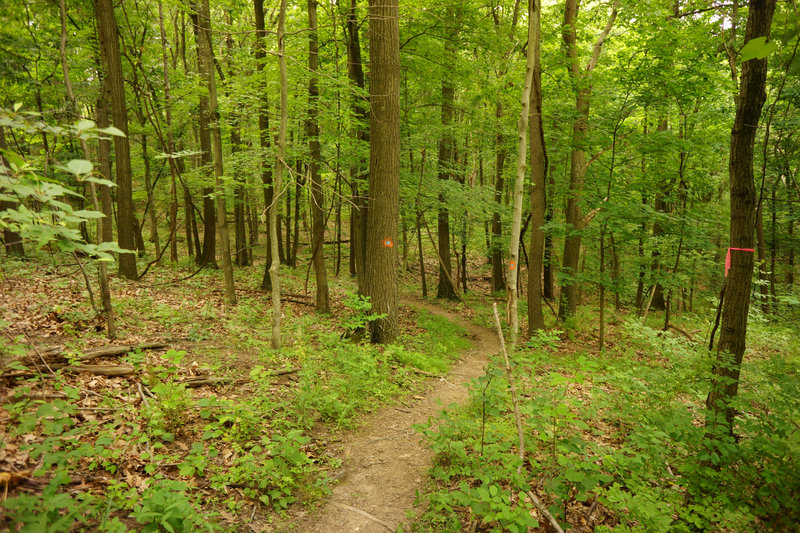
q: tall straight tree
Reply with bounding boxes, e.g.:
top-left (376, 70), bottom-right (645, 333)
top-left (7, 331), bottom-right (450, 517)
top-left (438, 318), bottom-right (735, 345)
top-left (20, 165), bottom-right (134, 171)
top-left (197, 0), bottom-right (236, 305)
top-left (254, 0), bottom-right (274, 291)
top-left (507, 0), bottom-right (537, 347)
top-left (344, 0), bottom-right (369, 288)
top-left (705, 0), bottom-right (776, 437)
top-left (95, 0), bottom-right (137, 279)
top-left (308, 0), bottom-right (330, 313)
top-left (436, 10), bottom-right (457, 300)
top-left (190, 6), bottom-right (217, 269)
top-left (558, 0), bottom-right (618, 319)
top-left (528, 0), bottom-right (546, 333)
top-left (364, 0), bottom-right (400, 343)
top-left (270, 0), bottom-right (289, 349)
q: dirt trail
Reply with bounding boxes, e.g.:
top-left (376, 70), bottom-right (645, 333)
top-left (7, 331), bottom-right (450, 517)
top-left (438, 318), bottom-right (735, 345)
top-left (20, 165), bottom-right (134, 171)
top-left (290, 297), bottom-right (499, 533)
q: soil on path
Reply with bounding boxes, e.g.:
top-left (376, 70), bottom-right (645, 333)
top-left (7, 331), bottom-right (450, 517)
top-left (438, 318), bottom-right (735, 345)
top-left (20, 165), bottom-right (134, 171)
top-left (289, 297), bottom-right (499, 533)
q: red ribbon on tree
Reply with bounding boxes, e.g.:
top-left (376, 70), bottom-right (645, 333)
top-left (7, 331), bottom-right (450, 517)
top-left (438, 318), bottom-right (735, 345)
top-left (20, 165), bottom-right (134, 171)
top-left (724, 247), bottom-right (755, 277)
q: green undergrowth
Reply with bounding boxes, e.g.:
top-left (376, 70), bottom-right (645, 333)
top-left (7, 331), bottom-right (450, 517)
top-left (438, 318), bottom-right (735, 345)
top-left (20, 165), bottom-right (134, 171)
top-left (410, 309), bottom-right (800, 532)
top-left (1, 257), bottom-right (472, 531)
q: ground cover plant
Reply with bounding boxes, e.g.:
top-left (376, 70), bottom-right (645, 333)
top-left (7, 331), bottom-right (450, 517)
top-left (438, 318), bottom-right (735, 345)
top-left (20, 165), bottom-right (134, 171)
top-left (0, 254), bottom-right (472, 531)
top-left (410, 306), bottom-right (800, 532)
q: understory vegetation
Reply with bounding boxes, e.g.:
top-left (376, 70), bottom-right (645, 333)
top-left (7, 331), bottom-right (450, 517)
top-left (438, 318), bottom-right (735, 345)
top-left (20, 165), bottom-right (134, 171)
top-left (410, 306), bottom-right (800, 532)
top-left (0, 254), bottom-right (468, 532)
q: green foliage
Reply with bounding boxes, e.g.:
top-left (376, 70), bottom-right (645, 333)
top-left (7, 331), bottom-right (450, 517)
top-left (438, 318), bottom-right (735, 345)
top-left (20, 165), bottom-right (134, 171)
top-left (0, 108), bottom-right (129, 261)
top-left (414, 310), bottom-right (800, 531)
top-left (132, 480), bottom-right (218, 532)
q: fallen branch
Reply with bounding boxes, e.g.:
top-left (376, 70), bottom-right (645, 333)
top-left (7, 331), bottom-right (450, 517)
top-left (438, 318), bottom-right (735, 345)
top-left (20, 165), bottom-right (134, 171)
top-left (6, 342), bottom-right (167, 367)
top-left (3, 364), bottom-right (136, 379)
top-left (527, 490), bottom-right (565, 533)
top-left (668, 322), bottom-right (695, 342)
top-left (178, 367), bottom-right (300, 388)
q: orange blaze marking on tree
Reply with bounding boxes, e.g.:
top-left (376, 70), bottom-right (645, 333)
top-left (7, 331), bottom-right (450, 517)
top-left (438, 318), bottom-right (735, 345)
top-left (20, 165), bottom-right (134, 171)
top-left (724, 247), bottom-right (755, 277)
top-left (383, 239), bottom-right (393, 248)
top-left (509, 260), bottom-right (516, 270)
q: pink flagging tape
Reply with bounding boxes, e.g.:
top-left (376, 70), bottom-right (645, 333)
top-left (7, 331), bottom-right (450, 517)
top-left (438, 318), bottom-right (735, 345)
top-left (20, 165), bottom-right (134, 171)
top-left (725, 247), bottom-right (755, 277)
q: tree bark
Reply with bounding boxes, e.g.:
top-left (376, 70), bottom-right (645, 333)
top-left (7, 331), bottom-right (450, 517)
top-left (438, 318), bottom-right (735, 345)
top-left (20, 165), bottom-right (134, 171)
top-left (197, 0), bottom-right (236, 304)
top-left (254, 0), bottom-right (274, 290)
top-left (436, 20), bottom-right (457, 300)
top-left (558, 0), bottom-right (617, 319)
top-left (364, 0), bottom-right (400, 343)
top-left (528, 0), bottom-right (546, 334)
top-left (308, 0), bottom-right (330, 313)
top-left (270, 0), bottom-right (289, 348)
top-left (705, 0), bottom-right (776, 438)
top-left (507, 1), bottom-right (537, 347)
top-left (491, 102), bottom-right (507, 293)
top-left (0, 129), bottom-right (24, 256)
top-left (190, 7), bottom-right (217, 269)
top-left (95, 0), bottom-right (138, 279)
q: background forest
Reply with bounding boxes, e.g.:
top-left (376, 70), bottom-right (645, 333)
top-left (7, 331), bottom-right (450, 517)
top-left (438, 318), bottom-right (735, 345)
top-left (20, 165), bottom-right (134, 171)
top-left (1, 0), bottom-right (799, 531)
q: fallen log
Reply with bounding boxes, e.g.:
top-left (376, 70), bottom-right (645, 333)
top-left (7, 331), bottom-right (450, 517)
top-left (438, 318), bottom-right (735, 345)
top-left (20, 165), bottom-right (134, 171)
top-left (2, 364), bottom-right (136, 379)
top-left (2, 342), bottom-right (168, 367)
top-left (178, 367), bottom-right (300, 388)
top-left (667, 323), bottom-right (695, 342)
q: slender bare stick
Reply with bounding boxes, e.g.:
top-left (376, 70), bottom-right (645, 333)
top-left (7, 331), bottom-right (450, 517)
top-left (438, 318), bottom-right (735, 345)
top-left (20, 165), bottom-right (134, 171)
top-left (526, 490), bottom-right (565, 533)
top-left (492, 303), bottom-right (525, 474)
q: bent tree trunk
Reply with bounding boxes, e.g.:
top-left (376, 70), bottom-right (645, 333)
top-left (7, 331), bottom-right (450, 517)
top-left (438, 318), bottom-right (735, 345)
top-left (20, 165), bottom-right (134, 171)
top-left (705, 0), bottom-right (776, 438)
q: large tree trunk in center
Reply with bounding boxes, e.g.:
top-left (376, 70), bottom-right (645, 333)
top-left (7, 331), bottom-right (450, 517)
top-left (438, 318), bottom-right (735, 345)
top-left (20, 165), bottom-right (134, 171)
top-left (705, 0), bottom-right (776, 438)
top-left (95, 0), bottom-right (137, 279)
top-left (364, 0), bottom-right (400, 343)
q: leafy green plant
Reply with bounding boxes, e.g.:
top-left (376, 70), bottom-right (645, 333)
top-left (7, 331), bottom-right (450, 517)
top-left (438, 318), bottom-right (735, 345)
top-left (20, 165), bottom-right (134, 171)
top-left (131, 480), bottom-right (218, 532)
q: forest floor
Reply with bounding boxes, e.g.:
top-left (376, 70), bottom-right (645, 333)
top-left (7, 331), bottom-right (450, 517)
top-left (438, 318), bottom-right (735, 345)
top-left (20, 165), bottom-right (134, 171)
top-left (288, 297), bottom-right (499, 532)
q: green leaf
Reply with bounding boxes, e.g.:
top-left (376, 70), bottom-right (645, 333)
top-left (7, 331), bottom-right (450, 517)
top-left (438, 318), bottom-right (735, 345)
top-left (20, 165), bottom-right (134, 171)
top-left (740, 37), bottom-right (778, 62)
top-left (98, 126), bottom-right (126, 137)
top-left (77, 120), bottom-right (96, 131)
top-left (66, 159), bottom-right (94, 175)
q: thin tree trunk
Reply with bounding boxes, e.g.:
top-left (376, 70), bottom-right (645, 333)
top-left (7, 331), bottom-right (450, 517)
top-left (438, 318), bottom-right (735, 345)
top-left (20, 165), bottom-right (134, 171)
top-left (705, 0), bottom-right (776, 438)
top-left (197, 0), bottom-right (236, 304)
top-left (270, 0), bottom-right (289, 348)
top-left (0, 128), bottom-right (24, 256)
top-left (254, 0), bottom-right (274, 290)
top-left (491, 102), bottom-right (507, 293)
top-left (308, 0), bottom-right (330, 313)
top-left (60, 0), bottom-right (114, 337)
top-left (507, 2), bottom-right (536, 348)
top-left (558, 0), bottom-right (618, 319)
top-left (527, 0), bottom-right (546, 334)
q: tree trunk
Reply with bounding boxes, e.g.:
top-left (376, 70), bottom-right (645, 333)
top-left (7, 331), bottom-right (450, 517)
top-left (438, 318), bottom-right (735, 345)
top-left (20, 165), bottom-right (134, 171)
top-left (527, 0), bottom-right (546, 334)
top-left (157, 0), bottom-right (180, 265)
top-left (705, 0), bottom-right (776, 438)
top-left (270, 0), bottom-right (289, 348)
top-left (308, 0), bottom-right (330, 313)
top-left (254, 0), bottom-right (274, 290)
top-left (436, 23), bottom-right (457, 300)
top-left (558, 0), bottom-right (617, 320)
top-left (364, 0), bottom-right (400, 343)
top-left (491, 102), bottom-right (507, 293)
top-left (95, 0), bottom-right (138, 279)
top-left (190, 8), bottom-right (217, 269)
top-left (344, 0), bottom-right (369, 288)
top-left (197, 0), bottom-right (236, 304)
top-left (508, 1), bottom-right (537, 347)
top-left (0, 129), bottom-right (24, 256)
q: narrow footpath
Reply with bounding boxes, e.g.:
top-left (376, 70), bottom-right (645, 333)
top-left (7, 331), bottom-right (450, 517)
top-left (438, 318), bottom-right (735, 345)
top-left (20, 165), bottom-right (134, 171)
top-left (290, 297), bottom-right (500, 532)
